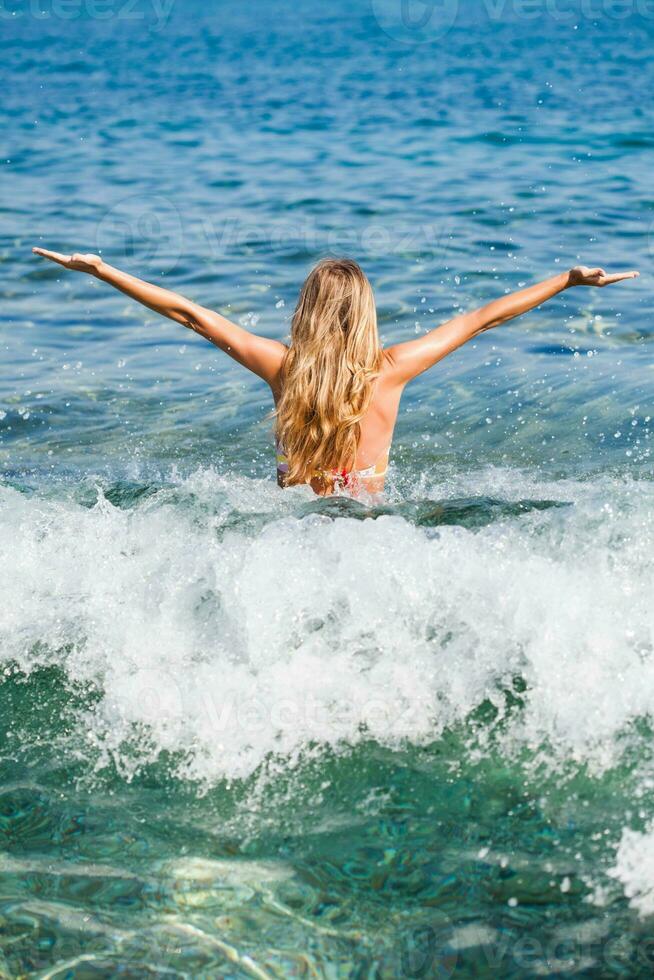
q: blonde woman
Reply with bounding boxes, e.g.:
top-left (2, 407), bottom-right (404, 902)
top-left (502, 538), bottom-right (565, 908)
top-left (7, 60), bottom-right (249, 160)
top-left (32, 248), bottom-right (639, 495)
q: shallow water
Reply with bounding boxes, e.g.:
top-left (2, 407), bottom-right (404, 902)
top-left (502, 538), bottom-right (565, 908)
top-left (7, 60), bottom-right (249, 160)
top-left (1, 0), bottom-right (654, 976)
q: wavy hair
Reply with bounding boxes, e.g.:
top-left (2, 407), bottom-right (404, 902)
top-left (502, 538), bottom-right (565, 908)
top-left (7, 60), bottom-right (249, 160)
top-left (275, 258), bottom-right (382, 486)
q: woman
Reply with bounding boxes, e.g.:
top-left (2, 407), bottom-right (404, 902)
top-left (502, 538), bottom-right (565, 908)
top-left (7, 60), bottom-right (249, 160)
top-left (32, 247), bottom-right (638, 495)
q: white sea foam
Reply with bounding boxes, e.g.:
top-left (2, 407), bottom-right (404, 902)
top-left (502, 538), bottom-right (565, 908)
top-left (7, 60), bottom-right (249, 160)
top-left (0, 468), bottom-right (652, 783)
top-left (608, 825), bottom-right (654, 917)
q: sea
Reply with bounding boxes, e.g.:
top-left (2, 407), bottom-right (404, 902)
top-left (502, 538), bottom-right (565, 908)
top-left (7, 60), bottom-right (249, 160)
top-left (1, 0), bottom-right (653, 975)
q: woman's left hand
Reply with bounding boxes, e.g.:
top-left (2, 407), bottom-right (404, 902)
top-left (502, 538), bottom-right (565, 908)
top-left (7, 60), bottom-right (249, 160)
top-left (33, 247), bottom-right (103, 276)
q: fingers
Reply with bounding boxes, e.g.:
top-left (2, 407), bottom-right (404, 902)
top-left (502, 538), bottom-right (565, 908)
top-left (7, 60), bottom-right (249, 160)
top-left (32, 247), bottom-right (71, 266)
top-left (574, 265), bottom-right (640, 287)
top-left (601, 270), bottom-right (640, 285)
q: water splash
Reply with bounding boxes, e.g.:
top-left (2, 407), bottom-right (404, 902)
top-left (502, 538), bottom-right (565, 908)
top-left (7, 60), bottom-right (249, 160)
top-left (1, 468), bottom-right (652, 786)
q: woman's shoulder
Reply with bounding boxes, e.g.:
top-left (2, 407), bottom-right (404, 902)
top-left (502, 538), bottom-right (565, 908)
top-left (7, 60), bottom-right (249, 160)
top-left (377, 347), bottom-right (407, 388)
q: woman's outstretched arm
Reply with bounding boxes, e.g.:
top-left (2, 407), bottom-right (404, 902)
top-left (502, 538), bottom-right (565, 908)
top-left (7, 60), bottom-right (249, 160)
top-left (384, 266), bottom-right (640, 385)
top-left (32, 248), bottom-right (286, 387)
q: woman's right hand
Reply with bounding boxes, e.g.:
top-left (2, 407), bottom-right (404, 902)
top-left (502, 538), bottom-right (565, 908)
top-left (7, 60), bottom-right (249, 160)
top-left (32, 247), bottom-right (103, 276)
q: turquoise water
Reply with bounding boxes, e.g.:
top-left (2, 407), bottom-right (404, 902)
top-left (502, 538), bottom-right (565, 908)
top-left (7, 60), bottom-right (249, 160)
top-left (1, 1), bottom-right (654, 975)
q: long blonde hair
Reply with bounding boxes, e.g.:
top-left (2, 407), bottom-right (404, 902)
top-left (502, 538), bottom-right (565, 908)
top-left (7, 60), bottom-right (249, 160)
top-left (275, 258), bottom-right (382, 486)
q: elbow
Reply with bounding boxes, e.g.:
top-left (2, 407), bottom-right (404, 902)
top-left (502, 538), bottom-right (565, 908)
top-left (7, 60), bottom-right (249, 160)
top-left (477, 315), bottom-right (504, 335)
top-left (178, 303), bottom-right (202, 331)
